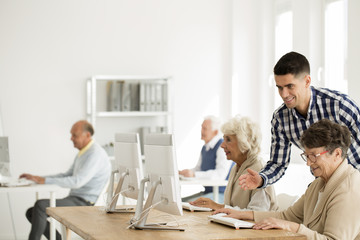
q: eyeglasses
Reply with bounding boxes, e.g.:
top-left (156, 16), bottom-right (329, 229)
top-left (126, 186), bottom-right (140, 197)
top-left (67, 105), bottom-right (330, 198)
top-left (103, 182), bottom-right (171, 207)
top-left (300, 150), bottom-right (329, 163)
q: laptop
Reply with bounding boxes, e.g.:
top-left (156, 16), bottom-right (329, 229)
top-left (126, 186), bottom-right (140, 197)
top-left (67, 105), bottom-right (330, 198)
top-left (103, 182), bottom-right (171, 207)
top-left (0, 137), bottom-right (34, 187)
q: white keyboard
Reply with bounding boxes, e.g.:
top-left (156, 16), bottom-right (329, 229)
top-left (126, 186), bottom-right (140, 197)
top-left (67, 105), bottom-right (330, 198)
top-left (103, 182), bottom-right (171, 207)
top-left (208, 213), bottom-right (254, 229)
top-left (0, 178), bottom-right (34, 187)
top-left (182, 202), bottom-right (212, 212)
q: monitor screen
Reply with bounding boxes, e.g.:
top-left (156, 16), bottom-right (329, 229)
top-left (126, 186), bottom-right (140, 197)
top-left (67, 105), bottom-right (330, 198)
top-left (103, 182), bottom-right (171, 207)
top-left (132, 133), bottom-right (183, 230)
top-left (0, 137), bottom-right (10, 178)
top-left (106, 133), bottom-right (143, 213)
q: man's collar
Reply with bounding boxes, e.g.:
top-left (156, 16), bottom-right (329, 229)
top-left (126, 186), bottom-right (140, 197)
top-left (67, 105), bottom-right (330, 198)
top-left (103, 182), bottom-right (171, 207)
top-left (204, 134), bottom-right (222, 151)
top-left (78, 140), bottom-right (94, 157)
top-left (291, 86), bottom-right (314, 120)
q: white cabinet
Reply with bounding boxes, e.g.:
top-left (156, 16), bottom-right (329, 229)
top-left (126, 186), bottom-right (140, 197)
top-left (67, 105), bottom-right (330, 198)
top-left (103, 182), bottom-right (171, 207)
top-left (87, 75), bottom-right (173, 155)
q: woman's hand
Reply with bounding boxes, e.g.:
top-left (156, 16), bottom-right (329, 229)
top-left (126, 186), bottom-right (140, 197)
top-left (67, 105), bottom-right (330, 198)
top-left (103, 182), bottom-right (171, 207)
top-left (253, 217), bottom-right (300, 232)
top-left (190, 197), bottom-right (223, 210)
top-left (213, 208), bottom-right (254, 220)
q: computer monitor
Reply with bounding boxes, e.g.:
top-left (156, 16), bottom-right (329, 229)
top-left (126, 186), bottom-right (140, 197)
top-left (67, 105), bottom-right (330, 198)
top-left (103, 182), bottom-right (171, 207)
top-left (0, 137), bottom-right (10, 178)
top-left (132, 133), bottom-right (183, 231)
top-left (106, 133), bottom-right (143, 213)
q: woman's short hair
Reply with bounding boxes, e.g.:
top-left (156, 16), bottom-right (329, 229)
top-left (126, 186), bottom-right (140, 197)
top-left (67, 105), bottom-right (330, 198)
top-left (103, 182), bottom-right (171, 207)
top-left (300, 119), bottom-right (351, 158)
top-left (221, 115), bottom-right (261, 158)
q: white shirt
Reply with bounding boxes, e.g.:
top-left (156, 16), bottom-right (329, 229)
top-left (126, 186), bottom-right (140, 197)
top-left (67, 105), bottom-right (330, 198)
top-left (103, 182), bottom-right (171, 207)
top-left (192, 134), bottom-right (230, 179)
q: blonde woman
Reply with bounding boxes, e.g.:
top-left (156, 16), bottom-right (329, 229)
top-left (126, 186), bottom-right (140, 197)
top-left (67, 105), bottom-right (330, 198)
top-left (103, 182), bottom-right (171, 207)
top-left (190, 116), bottom-right (278, 211)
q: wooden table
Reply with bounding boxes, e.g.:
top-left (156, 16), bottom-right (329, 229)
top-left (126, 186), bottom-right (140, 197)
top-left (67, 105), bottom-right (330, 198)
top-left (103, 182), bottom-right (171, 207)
top-left (47, 206), bottom-right (306, 240)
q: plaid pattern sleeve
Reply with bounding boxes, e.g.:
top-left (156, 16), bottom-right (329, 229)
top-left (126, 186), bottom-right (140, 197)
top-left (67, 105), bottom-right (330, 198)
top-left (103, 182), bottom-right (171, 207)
top-left (259, 86), bottom-right (360, 188)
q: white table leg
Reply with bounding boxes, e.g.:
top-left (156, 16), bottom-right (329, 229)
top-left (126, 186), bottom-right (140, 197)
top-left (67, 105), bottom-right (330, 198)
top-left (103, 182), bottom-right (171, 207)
top-left (213, 186), bottom-right (219, 202)
top-left (49, 191), bottom-right (56, 240)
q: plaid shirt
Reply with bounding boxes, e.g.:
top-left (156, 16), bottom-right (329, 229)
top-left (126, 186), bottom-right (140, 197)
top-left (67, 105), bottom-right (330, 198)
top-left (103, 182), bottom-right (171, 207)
top-left (259, 86), bottom-right (360, 187)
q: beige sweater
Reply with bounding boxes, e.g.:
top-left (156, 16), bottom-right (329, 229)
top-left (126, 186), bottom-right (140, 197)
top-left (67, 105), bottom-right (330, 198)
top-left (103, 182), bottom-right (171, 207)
top-left (224, 155), bottom-right (278, 211)
top-left (255, 160), bottom-right (360, 240)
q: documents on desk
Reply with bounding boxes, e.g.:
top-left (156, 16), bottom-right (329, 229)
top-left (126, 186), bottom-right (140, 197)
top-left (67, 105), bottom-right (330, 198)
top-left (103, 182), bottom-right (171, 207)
top-left (182, 202), bottom-right (212, 212)
top-left (208, 213), bottom-right (255, 230)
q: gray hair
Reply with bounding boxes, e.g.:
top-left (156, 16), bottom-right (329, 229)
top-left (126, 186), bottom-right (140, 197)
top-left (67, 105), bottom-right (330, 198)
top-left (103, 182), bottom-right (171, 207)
top-left (221, 115), bottom-right (261, 159)
top-left (204, 115), bottom-right (221, 132)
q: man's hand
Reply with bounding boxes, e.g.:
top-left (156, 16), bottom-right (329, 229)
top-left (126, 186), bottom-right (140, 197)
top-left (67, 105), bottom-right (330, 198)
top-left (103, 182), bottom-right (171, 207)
top-left (179, 169), bottom-right (195, 178)
top-left (19, 173), bottom-right (45, 184)
top-left (190, 197), bottom-right (223, 210)
top-left (238, 168), bottom-right (263, 190)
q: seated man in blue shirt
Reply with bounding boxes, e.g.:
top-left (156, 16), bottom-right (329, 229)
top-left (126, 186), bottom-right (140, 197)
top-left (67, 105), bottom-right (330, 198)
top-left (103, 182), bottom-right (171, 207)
top-left (179, 116), bottom-right (232, 202)
top-left (20, 120), bottom-right (111, 240)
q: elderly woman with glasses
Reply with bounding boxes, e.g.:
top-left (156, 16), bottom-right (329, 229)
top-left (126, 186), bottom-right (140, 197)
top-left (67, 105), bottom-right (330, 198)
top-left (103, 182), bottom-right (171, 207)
top-left (213, 119), bottom-right (360, 240)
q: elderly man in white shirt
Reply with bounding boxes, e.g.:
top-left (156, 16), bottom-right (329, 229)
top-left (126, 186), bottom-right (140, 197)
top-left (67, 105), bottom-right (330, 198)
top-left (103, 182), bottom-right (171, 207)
top-left (179, 116), bottom-right (232, 202)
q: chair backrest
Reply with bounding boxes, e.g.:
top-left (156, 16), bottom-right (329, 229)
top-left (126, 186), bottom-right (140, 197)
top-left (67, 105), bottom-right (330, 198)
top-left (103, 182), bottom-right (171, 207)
top-left (276, 193), bottom-right (299, 211)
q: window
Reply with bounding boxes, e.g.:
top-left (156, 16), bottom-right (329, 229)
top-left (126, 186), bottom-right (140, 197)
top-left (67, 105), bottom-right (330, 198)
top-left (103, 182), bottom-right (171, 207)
top-left (274, 3), bottom-right (293, 108)
top-left (324, 0), bottom-right (347, 92)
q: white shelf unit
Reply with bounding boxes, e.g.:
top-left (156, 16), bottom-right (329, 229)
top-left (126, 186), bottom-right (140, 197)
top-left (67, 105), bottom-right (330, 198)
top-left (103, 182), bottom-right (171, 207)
top-left (87, 75), bottom-right (173, 156)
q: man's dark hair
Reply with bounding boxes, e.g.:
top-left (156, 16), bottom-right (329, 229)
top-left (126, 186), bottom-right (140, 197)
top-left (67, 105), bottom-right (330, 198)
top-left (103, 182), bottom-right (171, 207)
top-left (273, 51), bottom-right (310, 77)
top-left (300, 119), bottom-right (351, 159)
top-left (82, 121), bottom-right (95, 136)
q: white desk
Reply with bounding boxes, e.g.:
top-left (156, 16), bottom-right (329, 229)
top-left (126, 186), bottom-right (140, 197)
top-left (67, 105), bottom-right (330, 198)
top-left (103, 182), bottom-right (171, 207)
top-left (180, 179), bottom-right (228, 202)
top-left (0, 184), bottom-right (63, 240)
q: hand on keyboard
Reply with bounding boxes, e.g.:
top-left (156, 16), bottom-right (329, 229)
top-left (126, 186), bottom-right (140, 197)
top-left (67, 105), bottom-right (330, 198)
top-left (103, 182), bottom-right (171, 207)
top-left (190, 197), bottom-right (223, 210)
top-left (208, 213), bottom-right (255, 229)
top-left (182, 202), bottom-right (212, 212)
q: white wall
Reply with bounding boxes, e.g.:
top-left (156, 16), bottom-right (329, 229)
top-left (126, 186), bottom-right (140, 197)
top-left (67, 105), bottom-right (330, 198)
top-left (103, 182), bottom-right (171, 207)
top-left (1, 0), bottom-right (360, 239)
top-left (0, 1), bottom-right (232, 238)
top-left (347, 0), bottom-right (360, 105)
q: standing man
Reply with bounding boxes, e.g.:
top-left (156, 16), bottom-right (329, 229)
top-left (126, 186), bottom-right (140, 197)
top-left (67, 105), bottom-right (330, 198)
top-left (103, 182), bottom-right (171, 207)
top-left (239, 51), bottom-right (360, 190)
top-left (20, 120), bottom-right (111, 240)
top-left (179, 115), bottom-right (231, 201)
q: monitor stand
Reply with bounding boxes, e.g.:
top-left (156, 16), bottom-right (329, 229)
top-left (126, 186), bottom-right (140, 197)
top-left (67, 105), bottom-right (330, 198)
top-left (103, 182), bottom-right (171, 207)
top-left (132, 177), bottom-right (184, 231)
top-left (106, 170), bottom-right (135, 213)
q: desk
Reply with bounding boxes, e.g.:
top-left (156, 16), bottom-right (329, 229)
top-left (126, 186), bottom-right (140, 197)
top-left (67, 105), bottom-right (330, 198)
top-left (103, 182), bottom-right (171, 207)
top-left (180, 179), bottom-right (228, 202)
top-left (0, 184), bottom-right (63, 240)
top-left (47, 206), bottom-right (306, 240)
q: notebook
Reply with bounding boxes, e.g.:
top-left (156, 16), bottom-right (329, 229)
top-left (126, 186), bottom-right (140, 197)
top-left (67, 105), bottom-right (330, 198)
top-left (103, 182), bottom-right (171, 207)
top-left (208, 213), bottom-right (255, 229)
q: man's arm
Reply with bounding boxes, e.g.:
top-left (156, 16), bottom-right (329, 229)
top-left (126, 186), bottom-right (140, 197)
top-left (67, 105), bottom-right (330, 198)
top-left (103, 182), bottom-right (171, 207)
top-left (338, 97), bottom-right (360, 169)
top-left (19, 173), bottom-right (45, 184)
top-left (45, 153), bottom-right (100, 188)
top-left (239, 115), bottom-right (292, 189)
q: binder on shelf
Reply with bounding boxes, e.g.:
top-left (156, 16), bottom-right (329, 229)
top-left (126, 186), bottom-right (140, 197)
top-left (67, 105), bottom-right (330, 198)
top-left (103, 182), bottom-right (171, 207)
top-left (155, 83), bottom-right (163, 111)
top-left (162, 83), bottom-right (168, 111)
top-left (107, 81), bottom-right (122, 111)
top-left (139, 83), bottom-right (146, 112)
top-left (121, 82), bottom-right (131, 111)
top-left (145, 83), bottom-right (151, 111)
top-left (104, 78), bottom-right (169, 113)
top-left (150, 83), bottom-right (156, 111)
top-left (130, 83), bottom-right (140, 111)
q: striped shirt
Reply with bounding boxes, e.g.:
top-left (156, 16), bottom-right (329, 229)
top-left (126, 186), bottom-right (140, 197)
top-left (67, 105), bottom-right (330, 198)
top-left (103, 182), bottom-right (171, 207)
top-left (259, 86), bottom-right (360, 187)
